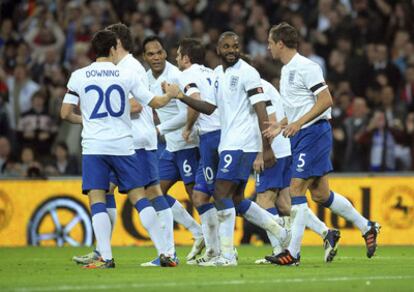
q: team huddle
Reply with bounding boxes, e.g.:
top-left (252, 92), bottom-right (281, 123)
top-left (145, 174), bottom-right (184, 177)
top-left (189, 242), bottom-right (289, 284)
top-left (61, 22), bottom-right (380, 269)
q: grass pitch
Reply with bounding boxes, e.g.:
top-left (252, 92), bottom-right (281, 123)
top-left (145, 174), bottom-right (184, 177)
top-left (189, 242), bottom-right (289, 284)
top-left (0, 245), bottom-right (413, 292)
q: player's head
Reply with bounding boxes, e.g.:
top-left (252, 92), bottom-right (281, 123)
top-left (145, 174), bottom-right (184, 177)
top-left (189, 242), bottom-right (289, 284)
top-left (91, 30), bottom-right (118, 61)
top-left (106, 23), bottom-right (133, 53)
top-left (143, 35), bottom-right (167, 75)
top-left (176, 38), bottom-right (205, 71)
top-left (217, 31), bottom-right (240, 67)
top-left (268, 22), bottom-right (299, 60)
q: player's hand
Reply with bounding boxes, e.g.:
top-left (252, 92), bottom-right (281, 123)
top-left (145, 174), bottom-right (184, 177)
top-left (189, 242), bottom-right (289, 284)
top-left (163, 82), bottom-right (180, 98)
top-left (263, 147), bottom-right (276, 168)
top-left (283, 121), bottom-right (301, 138)
top-left (262, 120), bottom-right (282, 139)
top-left (253, 152), bottom-right (264, 173)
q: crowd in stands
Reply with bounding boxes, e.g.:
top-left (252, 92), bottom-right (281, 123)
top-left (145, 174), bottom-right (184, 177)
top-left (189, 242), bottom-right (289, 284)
top-left (0, 0), bottom-right (413, 177)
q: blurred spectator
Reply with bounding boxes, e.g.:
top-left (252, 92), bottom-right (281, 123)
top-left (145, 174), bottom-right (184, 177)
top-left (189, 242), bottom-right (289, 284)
top-left (45, 141), bottom-right (80, 176)
top-left (0, 136), bottom-right (13, 175)
top-left (402, 112), bottom-right (414, 170)
top-left (369, 43), bottom-right (401, 92)
top-left (0, 0), bottom-right (412, 174)
top-left (358, 110), bottom-right (405, 171)
top-left (15, 146), bottom-right (44, 178)
top-left (300, 40), bottom-right (327, 76)
top-left (400, 65), bottom-right (414, 112)
top-left (6, 64), bottom-right (40, 129)
top-left (342, 97), bottom-right (370, 171)
top-left (16, 90), bottom-right (57, 158)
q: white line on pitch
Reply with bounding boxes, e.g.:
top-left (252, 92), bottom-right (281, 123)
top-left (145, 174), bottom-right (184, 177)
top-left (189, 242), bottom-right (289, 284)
top-left (8, 275), bottom-right (414, 292)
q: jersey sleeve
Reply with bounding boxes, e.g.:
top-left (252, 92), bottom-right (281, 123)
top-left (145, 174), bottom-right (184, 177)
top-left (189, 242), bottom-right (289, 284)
top-left (179, 71), bottom-right (201, 97)
top-left (129, 73), bottom-right (155, 105)
top-left (63, 73), bottom-right (80, 105)
top-left (302, 62), bottom-right (328, 95)
top-left (157, 101), bottom-right (187, 135)
top-left (244, 66), bottom-right (268, 105)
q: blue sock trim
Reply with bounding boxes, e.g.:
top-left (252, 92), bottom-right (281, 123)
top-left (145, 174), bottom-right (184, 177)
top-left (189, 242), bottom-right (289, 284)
top-left (151, 196), bottom-right (170, 211)
top-left (91, 202), bottom-right (107, 216)
top-left (164, 194), bottom-right (176, 207)
top-left (196, 203), bottom-right (215, 215)
top-left (215, 198), bottom-right (234, 211)
top-left (322, 191), bottom-right (334, 208)
top-left (135, 198), bottom-right (151, 212)
top-left (266, 207), bottom-right (278, 215)
top-left (235, 199), bottom-right (252, 215)
top-left (291, 196), bottom-right (307, 205)
top-left (106, 194), bottom-right (116, 209)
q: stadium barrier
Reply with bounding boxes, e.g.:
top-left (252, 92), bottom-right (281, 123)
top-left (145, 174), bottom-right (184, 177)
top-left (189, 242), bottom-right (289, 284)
top-left (0, 176), bottom-right (413, 247)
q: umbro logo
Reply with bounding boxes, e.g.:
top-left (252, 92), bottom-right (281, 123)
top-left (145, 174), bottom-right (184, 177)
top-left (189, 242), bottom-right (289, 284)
top-left (220, 168), bottom-right (229, 173)
top-left (296, 168), bottom-right (304, 172)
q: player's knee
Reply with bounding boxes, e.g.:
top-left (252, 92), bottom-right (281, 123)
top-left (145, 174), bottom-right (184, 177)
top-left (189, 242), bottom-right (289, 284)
top-left (191, 191), bottom-right (210, 208)
top-left (256, 193), bottom-right (274, 209)
top-left (310, 190), bottom-right (329, 204)
top-left (277, 203), bottom-right (291, 216)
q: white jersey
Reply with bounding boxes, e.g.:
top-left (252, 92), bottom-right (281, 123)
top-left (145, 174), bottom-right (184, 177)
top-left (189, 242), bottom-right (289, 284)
top-left (178, 64), bottom-right (220, 135)
top-left (210, 59), bottom-right (268, 153)
top-left (118, 54), bottom-right (157, 150)
top-left (261, 79), bottom-right (291, 159)
top-left (148, 62), bottom-right (198, 152)
top-left (63, 61), bottom-right (154, 155)
top-left (279, 53), bottom-right (331, 128)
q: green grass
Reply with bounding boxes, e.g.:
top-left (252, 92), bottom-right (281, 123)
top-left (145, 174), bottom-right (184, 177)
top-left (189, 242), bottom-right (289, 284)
top-left (0, 246), bottom-right (413, 292)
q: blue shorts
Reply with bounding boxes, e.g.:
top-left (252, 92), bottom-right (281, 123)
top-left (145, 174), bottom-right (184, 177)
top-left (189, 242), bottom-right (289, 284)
top-left (256, 156), bottom-right (292, 193)
top-left (159, 147), bottom-right (199, 184)
top-left (82, 153), bottom-right (149, 194)
top-left (156, 141), bottom-right (166, 159)
top-left (109, 149), bottom-right (159, 188)
top-left (193, 130), bottom-right (221, 196)
top-left (290, 120), bottom-right (333, 179)
top-left (216, 150), bottom-right (257, 183)
top-left (193, 164), bottom-right (213, 196)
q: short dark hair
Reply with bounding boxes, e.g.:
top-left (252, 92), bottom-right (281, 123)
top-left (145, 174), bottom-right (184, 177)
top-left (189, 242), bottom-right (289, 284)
top-left (91, 30), bottom-right (117, 58)
top-left (106, 23), bottom-right (133, 51)
top-left (142, 35), bottom-right (165, 53)
top-left (218, 31), bottom-right (239, 45)
top-left (178, 38), bottom-right (205, 64)
top-left (269, 22), bottom-right (299, 49)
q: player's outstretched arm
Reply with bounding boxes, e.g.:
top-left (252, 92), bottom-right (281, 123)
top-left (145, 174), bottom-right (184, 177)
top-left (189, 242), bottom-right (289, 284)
top-left (283, 88), bottom-right (333, 138)
top-left (175, 90), bottom-right (216, 115)
top-left (263, 117), bottom-right (287, 139)
top-left (60, 103), bottom-right (82, 124)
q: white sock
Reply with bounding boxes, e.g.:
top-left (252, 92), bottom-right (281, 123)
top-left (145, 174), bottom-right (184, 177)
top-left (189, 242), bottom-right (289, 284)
top-left (151, 196), bottom-right (175, 256)
top-left (305, 207), bottom-right (328, 238)
top-left (216, 198), bottom-right (236, 260)
top-left (135, 199), bottom-right (166, 256)
top-left (325, 191), bottom-right (370, 234)
top-left (169, 197), bottom-right (203, 239)
top-left (197, 203), bottom-right (220, 257)
top-left (239, 200), bottom-right (287, 247)
top-left (91, 203), bottom-right (112, 261)
top-left (288, 197), bottom-right (308, 259)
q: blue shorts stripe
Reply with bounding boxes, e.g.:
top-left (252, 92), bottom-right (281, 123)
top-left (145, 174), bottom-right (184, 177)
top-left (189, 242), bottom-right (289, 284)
top-left (91, 202), bottom-right (107, 216)
top-left (196, 203), bottom-right (215, 215)
top-left (236, 199), bottom-right (252, 215)
top-left (291, 196), bottom-right (307, 205)
top-left (215, 198), bottom-right (234, 210)
top-left (266, 207), bottom-right (278, 215)
top-left (106, 194), bottom-right (116, 208)
top-left (164, 194), bottom-right (176, 207)
top-left (151, 196), bottom-right (170, 211)
top-left (135, 198), bottom-right (151, 212)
